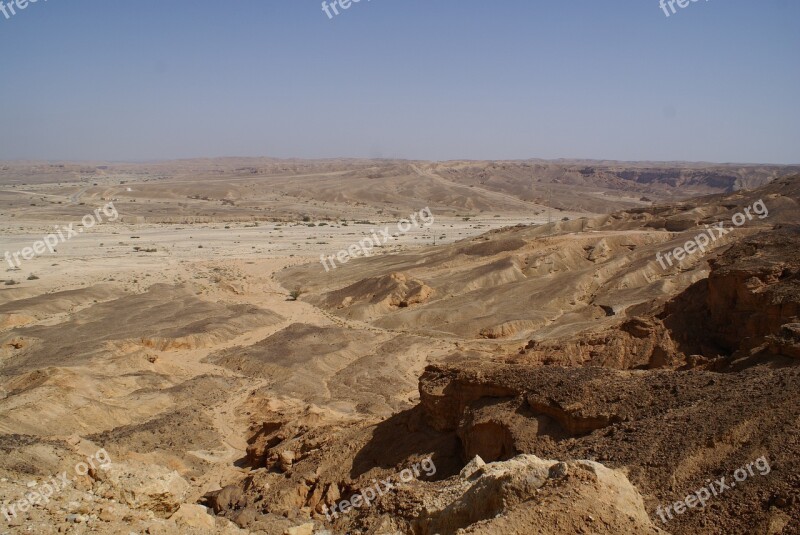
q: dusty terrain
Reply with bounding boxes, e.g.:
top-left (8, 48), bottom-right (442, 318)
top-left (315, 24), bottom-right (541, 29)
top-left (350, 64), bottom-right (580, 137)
top-left (0, 160), bottom-right (798, 535)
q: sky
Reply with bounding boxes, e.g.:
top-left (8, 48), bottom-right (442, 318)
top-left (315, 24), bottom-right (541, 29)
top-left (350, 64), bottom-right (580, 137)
top-left (0, 0), bottom-right (798, 164)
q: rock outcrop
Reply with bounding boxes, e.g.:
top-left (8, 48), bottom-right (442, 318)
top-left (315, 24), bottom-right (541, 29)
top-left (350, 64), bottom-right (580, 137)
top-left (96, 461), bottom-right (190, 516)
top-left (413, 455), bottom-right (667, 535)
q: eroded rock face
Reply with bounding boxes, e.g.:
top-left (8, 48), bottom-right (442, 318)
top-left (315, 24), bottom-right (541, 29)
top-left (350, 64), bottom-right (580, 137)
top-left (416, 360), bottom-right (800, 534)
top-left (457, 420), bottom-right (517, 463)
top-left (419, 369), bottom-right (519, 433)
top-left (96, 460), bottom-right (190, 516)
top-left (518, 227), bottom-right (800, 369)
top-left (245, 420), bottom-right (285, 467)
top-left (768, 323), bottom-right (800, 359)
top-left (704, 230), bottom-right (800, 356)
top-left (419, 364), bottom-right (634, 450)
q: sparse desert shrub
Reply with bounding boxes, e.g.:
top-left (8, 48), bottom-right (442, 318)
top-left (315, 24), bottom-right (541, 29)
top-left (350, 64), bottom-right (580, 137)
top-left (288, 286), bottom-right (305, 301)
top-left (302, 215), bottom-right (311, 222)
top-left (27, 274), bottom-right (39, 280)
top-left (4, 280), bottom-right (18, 286)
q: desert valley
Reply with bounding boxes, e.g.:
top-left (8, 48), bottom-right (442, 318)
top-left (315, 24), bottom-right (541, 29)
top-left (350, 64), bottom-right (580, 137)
top-left (1, 2), bottom-right (798, 534)
top-left (0, 159), bottom-right (798, 534)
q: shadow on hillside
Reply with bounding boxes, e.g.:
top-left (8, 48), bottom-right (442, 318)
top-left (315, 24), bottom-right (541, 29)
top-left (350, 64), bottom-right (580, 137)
top-left (349, 405), bottom-right (462, 482)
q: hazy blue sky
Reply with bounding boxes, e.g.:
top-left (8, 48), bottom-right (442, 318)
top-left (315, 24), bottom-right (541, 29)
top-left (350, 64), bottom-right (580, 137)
top-left (0, 0), bottom-right (797, 163)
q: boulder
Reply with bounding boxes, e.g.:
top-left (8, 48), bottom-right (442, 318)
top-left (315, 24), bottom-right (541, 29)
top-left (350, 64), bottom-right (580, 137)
top-left (171, 503), bottom-right (216, 531)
